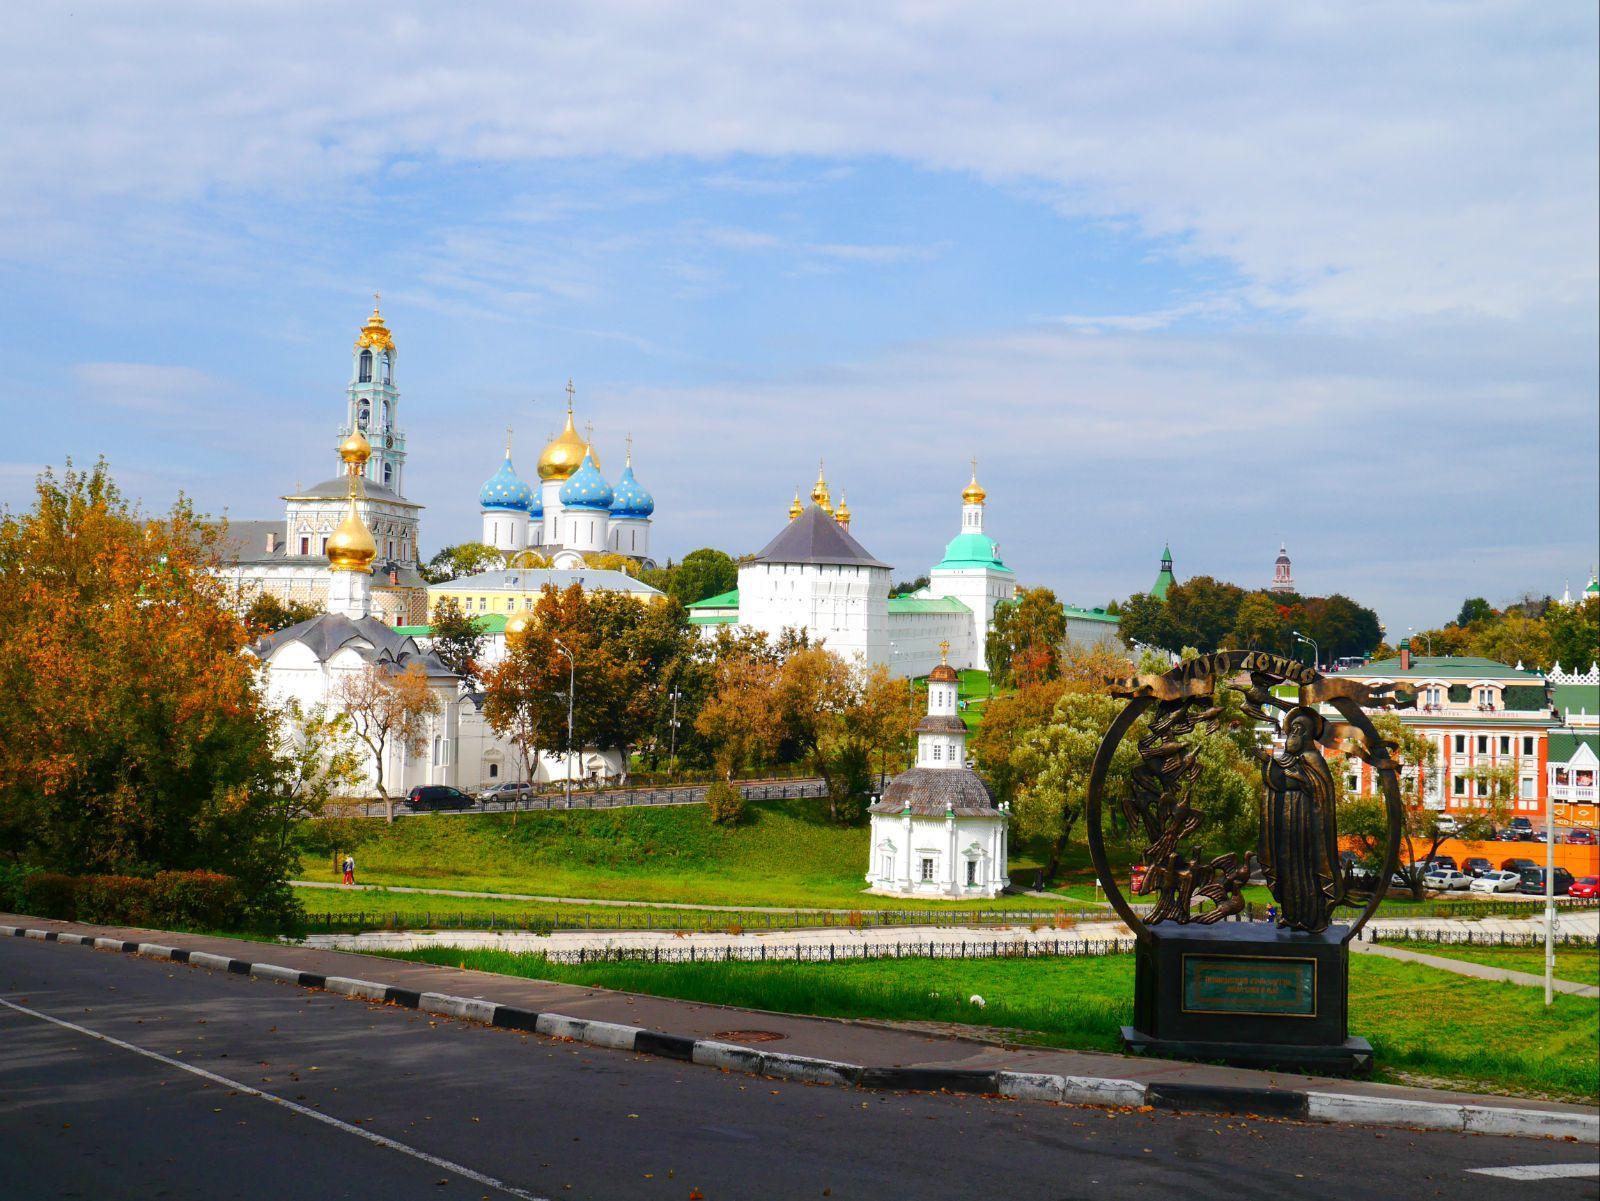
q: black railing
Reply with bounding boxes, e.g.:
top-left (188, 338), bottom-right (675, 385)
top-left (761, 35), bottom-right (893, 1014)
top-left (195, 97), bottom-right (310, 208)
top-left (360, 777), bottom-right (829, 818)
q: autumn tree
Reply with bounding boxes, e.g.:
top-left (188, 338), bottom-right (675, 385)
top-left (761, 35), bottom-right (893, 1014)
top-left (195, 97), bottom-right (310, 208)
top-left (333, 662), bottom-right (441, 821)
top-left (480, 624), bottom-right (564, 792)
top-left (1472, 611), bottom-right (1551, 669)
top-left (1546, 596), bottom-right (1600, 668)
top-left (967, 680), bottom-right (1069, 806)
top-left (428, 596), bottom-right (487, 678)
top-left (1339, 713), bottom-right (1440, 898)
top-left (694, 652), bottom-right (781, 782)
top-left (987, 587), bottom-right (1068, 687)
top-left (1229, 592), bottom-right (1288, 653)
top-left (0, 461), bottom-right (294, 923)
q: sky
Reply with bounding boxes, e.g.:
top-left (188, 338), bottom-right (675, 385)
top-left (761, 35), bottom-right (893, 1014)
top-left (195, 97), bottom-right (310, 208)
top-left (2, 3), bottom-right (1596, 636)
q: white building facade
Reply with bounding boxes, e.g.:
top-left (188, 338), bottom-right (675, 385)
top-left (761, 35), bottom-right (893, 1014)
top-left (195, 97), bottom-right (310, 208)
top-left (865, 658), bottom-right (1009, 897)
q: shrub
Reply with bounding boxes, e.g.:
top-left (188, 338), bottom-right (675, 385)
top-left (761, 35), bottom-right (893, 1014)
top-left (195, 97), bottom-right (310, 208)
top-left (706, 779), bottom-right (746, 826)
top-left (11, 869), bottom-right (247, 930)
top-left (0, 863), bottom-right (40, 912)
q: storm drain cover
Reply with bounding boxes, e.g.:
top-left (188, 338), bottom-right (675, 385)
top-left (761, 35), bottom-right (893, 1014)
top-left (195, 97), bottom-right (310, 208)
top-left (711, 1029), bottom-right (786, 1044)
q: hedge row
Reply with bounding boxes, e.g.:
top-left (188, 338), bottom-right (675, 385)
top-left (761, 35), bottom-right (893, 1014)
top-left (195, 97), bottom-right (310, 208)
top-left (0, 869), bottom-right (246, 930)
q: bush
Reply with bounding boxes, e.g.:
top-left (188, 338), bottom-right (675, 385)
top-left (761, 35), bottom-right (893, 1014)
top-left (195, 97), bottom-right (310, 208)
top-left (0, 863), bottom-right (40, 912)
top-left (706, 779), bottom-right (746, 826)
top-left (11, 869), bottom-right (248, 930)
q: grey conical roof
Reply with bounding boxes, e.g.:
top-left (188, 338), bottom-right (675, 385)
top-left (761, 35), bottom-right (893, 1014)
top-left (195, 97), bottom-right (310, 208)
top-left (753, 505), bottom-right (890, 569)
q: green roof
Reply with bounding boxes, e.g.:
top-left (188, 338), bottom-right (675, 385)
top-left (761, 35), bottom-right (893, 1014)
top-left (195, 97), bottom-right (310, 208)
top-left (1151, 545), bottom-right (1176, 601)
top-left (933, 532), bottom-right (1011, 572)
top-left (1552, 683), bottom-right (1600, 718)
top-left (1356, 655), bottom-right (1542, 681)
top-left (395, 613), bottom-right (510, 638)
top-left (886, 596), bottom-right (971, 615)
top-left (1063, 604), bottom-right (1120, 625)
top-left (1549, 732), bottom-right (1598, 762)
top-left (688, 613), bottom-right (739, 626)
top-left (686, 589), bottom-right (740, 610)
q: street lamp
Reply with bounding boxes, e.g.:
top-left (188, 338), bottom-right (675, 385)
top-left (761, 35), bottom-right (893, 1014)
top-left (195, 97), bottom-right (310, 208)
top-left (668, 688), bottom-right (683, 779)
top-left (1407, 627), bottom-right (1433, 656)
top-left (1291, 630), bottom-right (1319, 672)
top-left (553, 638), bottom-right (575, 809)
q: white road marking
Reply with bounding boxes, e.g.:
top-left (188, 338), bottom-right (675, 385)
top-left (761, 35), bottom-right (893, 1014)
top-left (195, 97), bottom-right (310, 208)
top-left (0, 995), bottom-right (548, 1201)
top-left (1468, 1163), bottom-right (1600, 1180)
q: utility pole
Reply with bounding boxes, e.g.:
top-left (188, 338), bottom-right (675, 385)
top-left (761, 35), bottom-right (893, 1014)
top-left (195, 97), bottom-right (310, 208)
top-left (1545, 807), bottom-right (1556, 1006)
top-left (668, 688), bottom-right (682, 779)
top-left (554, 638), bottom-right (575, 809)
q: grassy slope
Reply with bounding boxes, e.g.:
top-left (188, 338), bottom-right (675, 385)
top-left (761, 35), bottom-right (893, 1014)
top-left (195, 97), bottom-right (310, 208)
top-left (390, 947), bottom-right (1600, 1102)
top-left (1380, 941), bottom-right (1600, 987)
top-left (299, 798), bottom-right (1081, 911)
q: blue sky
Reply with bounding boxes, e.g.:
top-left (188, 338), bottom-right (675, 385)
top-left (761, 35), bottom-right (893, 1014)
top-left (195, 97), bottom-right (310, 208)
top-left (2, 3), bottom-right (1596, 635)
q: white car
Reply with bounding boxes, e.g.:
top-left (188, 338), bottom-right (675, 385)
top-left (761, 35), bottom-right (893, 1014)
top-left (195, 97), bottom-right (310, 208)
top-left (1423, 868), bottom-right (1472, 891)
top-left (1470, 870), bottom-right (1522, 894)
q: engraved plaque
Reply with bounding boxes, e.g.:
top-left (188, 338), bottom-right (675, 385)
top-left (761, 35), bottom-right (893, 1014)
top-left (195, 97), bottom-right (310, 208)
top-left (1181, 954), bottom-right (1317, 1017)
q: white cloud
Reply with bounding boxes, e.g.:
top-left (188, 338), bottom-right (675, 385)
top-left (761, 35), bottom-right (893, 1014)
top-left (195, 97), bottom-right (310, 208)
top-left (2, 3), bottom-right (1593, 323)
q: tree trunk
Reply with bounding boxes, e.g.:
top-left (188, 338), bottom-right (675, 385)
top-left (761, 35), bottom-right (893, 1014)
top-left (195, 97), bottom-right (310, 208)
top-left (1041, 813), bottom-right (1079, 886)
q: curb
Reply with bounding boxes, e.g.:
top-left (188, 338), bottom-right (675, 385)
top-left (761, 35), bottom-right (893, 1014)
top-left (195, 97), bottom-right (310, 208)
top-left (6, 922), bottom-right (1596, 1143)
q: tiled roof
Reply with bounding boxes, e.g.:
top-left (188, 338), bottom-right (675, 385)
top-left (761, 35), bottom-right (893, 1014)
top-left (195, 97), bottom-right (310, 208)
top-left (250, 613), bottom-right (454, 677)
top-left (869, 767), bottom-right (1000, 817)
top-left (1549, 732), bottom-right (1598, 762)
top-left (284, 476), bottom-right (417, 507)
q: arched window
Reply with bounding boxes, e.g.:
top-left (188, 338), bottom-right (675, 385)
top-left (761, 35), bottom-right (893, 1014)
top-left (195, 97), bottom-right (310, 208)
top-left (359, 349), bottom-right (373, 383)
top-left (383, 460), bottom-right (392, 486)
top-left (380, 355), bottom-right (391, 384)
top-left (358, 401), bottom-right (370, 430)
top-left (381, 399), bottom-right (390, 429)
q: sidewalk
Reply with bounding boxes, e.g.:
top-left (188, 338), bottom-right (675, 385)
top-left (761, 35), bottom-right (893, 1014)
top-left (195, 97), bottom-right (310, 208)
top-left (1354, 941), bottom-right (1599, 998)
top-left (6, 910), bottom-right (1595, 1124)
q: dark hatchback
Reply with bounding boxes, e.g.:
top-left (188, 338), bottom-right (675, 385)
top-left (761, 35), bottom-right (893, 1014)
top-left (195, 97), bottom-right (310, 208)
top-left (1462, 857), bottom-right (1493, 877)
top-left (1517, 866), bottom-right (1574, 896)
top-left (406, 785), bottom-right (475, 811)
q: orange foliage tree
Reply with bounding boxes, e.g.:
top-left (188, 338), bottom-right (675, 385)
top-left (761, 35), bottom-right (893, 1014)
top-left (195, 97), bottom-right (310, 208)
top-left (333, 662), bottom-right (441, 822)
top-left (0, 461), bottom-right (294, 922)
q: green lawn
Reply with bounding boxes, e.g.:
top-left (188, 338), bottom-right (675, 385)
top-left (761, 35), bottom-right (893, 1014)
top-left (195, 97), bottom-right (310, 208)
top-left (291, 884), bottom-right (1092, 933)
top-left (298, 799), bottom-right (1085, 912)
top-left (387, 946), bottom-right (1600, 1103)
top-left (1379, 940), bottom-right (1600, 987)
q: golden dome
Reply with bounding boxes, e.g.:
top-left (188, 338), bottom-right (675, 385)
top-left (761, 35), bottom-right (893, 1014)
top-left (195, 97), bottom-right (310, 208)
top-left (354, 296), bottom-right (395, 352)
top-left (788, 490), bottom-right (804, 520)
top-left (835, 493), bottom-right (851, 526)
top-left (504, 610), bottom-right (537, 641)
top-left (810, 463), bottom-right (833, 514)
top-left (327, 498), bottom-right (377, 574)
top-left (339, 429), bottom-right (372, 467)
top-left (537, 405), bottom-right (598, 482)
top-left (962, 461), bottom-right (986, 505)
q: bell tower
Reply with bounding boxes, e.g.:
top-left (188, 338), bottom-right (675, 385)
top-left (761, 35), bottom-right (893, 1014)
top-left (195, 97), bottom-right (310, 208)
top-left (344, 295), bottom-right (407, 497)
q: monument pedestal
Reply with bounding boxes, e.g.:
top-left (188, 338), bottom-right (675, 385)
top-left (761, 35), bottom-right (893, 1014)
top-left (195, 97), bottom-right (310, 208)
top-left (1123, 921), bottom-right (1372, 1077)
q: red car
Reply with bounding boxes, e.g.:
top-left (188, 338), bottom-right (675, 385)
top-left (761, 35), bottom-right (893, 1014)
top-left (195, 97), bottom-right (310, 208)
top-left (1569, 876), bottom-right (1599, 899)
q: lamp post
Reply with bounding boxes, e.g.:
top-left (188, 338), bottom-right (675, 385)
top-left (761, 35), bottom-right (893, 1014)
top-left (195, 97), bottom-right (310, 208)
top-left (1407, 627), bottom-right (1433, 656)
top-left (668, 688), bottom-right (683, 780)
top-left (554, 638), bottom-right (575, 809)
top-left (1291, 630), bottom-right (1319, 672)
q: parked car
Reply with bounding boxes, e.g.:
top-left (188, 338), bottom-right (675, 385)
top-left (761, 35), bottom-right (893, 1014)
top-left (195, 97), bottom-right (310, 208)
top-left (1462, 856), bottom-right (1493, 877)
top-left (1500, 857), bottom-right (1538, 873)
top-left (1423, 868), bottom-right (1472, 891)
top-left (1496, 828), bottom-right (1523, 841)
top-left (406, 784), bottom-right (475, 811)
top-left (1569, 876), bottom-right (1600, 899)
top-left (477, 780), bottom-right (535, 805)
top-left (1506, 816), bottom-right (1535, 840)
top-left (1567, 828), bottom-right (1597, 846)
top-left (1433, 814), bottom-right (1459, 835)
top-left (1516, 866), bottom-right (1574, 896)
top-left (1470, 870), bottom-right (1523, 894)
top-left (1425, 855), bottom-right (1457, 872)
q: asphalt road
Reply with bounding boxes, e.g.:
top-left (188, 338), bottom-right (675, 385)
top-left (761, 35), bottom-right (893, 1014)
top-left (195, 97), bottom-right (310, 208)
top-left (2, 939), bottom-right (1595, 1201)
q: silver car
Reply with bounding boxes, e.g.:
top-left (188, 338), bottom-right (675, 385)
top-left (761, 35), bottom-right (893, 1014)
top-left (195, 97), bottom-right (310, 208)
top-left (1469, 869), bottom-right (1521, 894)
top-left (1423, 868), bottom-right (1472, 891)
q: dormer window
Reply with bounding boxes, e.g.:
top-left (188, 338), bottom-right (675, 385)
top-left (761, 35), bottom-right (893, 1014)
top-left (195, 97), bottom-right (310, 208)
top-left (359, 349), bottom-right (373, 383)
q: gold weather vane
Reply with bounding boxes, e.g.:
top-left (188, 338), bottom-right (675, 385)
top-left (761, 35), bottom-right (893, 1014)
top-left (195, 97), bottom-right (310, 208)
top-left (939, 640), bottom-right (950, 664)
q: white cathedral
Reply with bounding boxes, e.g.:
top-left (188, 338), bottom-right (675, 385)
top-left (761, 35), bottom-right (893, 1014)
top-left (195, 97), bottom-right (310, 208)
top-left (476, 384), bottom-right (656, 569)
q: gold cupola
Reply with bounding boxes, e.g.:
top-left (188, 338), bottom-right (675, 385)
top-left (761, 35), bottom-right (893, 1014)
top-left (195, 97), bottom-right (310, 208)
top-left (537, 381), bottom-right (598, 481)
top-left (810, 462), bottom-right (834, 515)
top-left (504, 610), bottom-right (537, 642)
top-left (835, 493), bottom-right (851, 528)
top-left (788, 489), bottom-right (804, 520)
top-left (327, 432), bottom-right (377, 574)
top-left (354, 295), bottom-right (395, 353)
top-left (962, 459), bottom-right (987, 505)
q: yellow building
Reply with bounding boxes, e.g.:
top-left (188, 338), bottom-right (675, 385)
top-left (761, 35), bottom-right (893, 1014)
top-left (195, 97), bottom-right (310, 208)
top-left (427, 567), bottom-right (664, 620)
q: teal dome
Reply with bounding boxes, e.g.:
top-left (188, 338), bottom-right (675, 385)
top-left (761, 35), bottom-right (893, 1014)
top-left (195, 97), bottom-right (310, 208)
top-left (558, 450), bottom-right (613, 511)
top-left (935, 531), bottom-right (1009, 571)
top-left (479, 452), bottom-right (534, 512)
top-left (610, 462), bottom-right (654, 519)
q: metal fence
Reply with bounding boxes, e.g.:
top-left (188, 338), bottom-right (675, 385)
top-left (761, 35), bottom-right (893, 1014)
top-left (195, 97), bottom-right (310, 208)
top-left (360, 777), bottom-right (827, 818)
top-left (1366, 928), bottom-right (1599, 949)
top-left (538, 936), bottom-right (1139, 965)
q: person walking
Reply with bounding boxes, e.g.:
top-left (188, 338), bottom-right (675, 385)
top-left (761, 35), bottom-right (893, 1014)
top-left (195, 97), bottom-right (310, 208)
top-left (342, 855), bottom-right (355, 886)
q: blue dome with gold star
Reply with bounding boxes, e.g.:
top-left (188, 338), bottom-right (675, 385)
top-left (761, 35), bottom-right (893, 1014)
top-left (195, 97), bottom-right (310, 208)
top-left (558, 449), bottom-right (613, 511)
top-left (610, 461), bottom-right (654, 519)
top-left (479, 452), bottom-right (534, 512)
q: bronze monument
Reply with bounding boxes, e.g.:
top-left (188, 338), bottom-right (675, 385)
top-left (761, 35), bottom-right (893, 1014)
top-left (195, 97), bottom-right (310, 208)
top-left (1085, 651), bottom-right (1410, 1074)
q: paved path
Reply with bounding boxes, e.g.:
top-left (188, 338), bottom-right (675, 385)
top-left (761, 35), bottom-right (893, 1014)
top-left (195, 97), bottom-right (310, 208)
top-left (293, 880), bottom-right (853, 914)
top-left (1353, 941), bottom-right (1600, 998)
top-left (10, 935), bottom-right (1598, 1200)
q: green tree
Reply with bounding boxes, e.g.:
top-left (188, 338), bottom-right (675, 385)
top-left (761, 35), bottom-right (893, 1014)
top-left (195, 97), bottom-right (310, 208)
top-left (244, 593), bottom-right (321, 634)
top-left (1114, 591), bottom-right (1177, 654)
top-left (968, 681), bottom-right (1070, 805)
top-left (1545, 596), bottom-right (1600, 668)
top-left (1229, 592), bottom-right (1288, 652)
top-left (705, 778), bottom-right (746, 825)
top-left (1162, 576), bottom-right (1246, 653)
top-left (665, 548), bottom-right (738, 606)
top-left (421, 542), bottom-right (503, 584)
top-left (1302, 593), bottom-right (1384, 660)
top-left (428, 596), bottom-right (487, 678)
top-left (1471, 611), bottom-right (1551, 669)
top-left (987, 587), bottom-right (1068, 687)
top-left (1340, 713), bottom-right (1439, 898)
top-left (1456, 597), bottom-right (1495, 627)
top-left (264, 700), bottom-right (363, 863)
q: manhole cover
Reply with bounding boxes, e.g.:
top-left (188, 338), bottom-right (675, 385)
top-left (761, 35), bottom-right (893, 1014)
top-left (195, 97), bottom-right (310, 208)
top-left (711, 1029), bottom-right (786, 1044)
